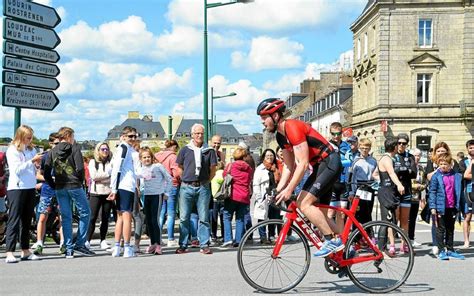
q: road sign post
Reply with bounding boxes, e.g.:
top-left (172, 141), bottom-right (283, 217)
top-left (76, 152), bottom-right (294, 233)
top-left (2, 85), bottom-right (59, 111)
top-left (2, 0), bottom-right (61, 134)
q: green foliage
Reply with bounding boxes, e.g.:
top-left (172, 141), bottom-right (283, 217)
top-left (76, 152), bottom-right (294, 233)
top-left (150, 146), bottom-right (161, 154)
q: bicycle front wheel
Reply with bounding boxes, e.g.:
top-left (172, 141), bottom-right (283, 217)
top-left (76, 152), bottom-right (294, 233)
top-left (345, 220), bottom-right (415, 293)
top-left (237, 219), bottom-right (311, 293)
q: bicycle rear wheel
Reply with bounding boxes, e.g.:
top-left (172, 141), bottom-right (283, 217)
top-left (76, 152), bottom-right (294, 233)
top-left (237, 219), bottom-right (310, 293)
top-left (345, 220), bottom-right (414, 293)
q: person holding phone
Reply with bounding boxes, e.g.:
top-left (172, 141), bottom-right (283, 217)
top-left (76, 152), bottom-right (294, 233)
top-left (4, 125), bottom-right (43, 263)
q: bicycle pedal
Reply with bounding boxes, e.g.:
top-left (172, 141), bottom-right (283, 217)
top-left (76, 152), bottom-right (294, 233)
top-left (326, 258), bottom-right (339, 268)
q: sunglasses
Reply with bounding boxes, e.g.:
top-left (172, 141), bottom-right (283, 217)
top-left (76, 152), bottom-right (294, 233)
top-left (398, 142), bottom-right (407, 146)
top-left (126, 134), bottom-right (137, 139)
top-left (100, 148), bottom-right (109, 152)
top-left (52, 141), bottom-right (60, 145)
top-left (331, 132), bottom-right (342, 136)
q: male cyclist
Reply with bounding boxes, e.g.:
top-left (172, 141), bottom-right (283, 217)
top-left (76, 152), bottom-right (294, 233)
top-left (257, 98), bottom-right (343, 257)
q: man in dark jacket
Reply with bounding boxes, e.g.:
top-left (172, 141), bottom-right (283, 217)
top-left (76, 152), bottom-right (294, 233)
top-left (44, 127), bottom-right (94, 258)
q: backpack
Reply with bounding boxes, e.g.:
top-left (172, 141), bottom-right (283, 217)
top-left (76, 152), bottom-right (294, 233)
top-left (214, 163), bottom-right (233, 201)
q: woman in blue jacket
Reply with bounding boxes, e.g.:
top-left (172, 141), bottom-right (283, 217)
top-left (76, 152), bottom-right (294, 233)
top-left (429, 153), bottom-right (465, 260)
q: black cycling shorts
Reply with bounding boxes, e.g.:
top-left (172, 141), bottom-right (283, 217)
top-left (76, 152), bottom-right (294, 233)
top-left (302, 151), bottom-right (342, 205)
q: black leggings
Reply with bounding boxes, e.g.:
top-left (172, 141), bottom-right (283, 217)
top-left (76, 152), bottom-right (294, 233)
top-left (144, 195), bottom-right (163, 245)
top-left (408, 200), bottom-right (420, 240)
top-left (5, 189), bottom-right (36, 252)
top-left (87, 194), bottom-right (114, 241)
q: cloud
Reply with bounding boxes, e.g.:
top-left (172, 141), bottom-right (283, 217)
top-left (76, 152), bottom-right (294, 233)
top-left (131, 68), bottom-right (192, 93)
top-left (167, 0), bottom-right (367, 31)
top-left (231, 36), bottom-right (303, 71)
top-left (57, 59), bottom-right (192, 99)
top-left (59, 16), bottom-right (244, 63)
top-left (169, 74), bottom-right (270, 135)
top-left (263, 62), bottom-right (338, 93)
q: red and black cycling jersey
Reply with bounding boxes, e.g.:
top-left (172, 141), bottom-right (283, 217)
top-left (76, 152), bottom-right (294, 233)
top-left (276, 119), bottom-right (334, 165)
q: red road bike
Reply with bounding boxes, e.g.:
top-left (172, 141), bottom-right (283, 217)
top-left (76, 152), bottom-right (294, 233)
top-left (237, 183), bottom-right (414, 293)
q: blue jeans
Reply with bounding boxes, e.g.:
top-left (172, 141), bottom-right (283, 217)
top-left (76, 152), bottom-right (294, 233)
top-left (159, 186), bottom-right (178, 241)
top-left (178, 183), bottom-right (211, 248)
top-left (56, 188), bottom-right (90, 251)
top-left (223, 200), bottom-right (247, 244)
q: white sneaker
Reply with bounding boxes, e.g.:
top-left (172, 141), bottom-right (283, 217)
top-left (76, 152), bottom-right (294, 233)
top-left (167, 239), bottom-right (179, 247)
top-left (430, 246), bottom-right (439, 255)
top-left (123, 246), bottom-right (136, 258)
top-left (111, 246), bottom-right (122, 257)
top-left (411, 240), bottom-right (422, 248)
top-left (85, 241), bottom-right (91, 250)
top-left (100, 240), bottom-right (111, 250)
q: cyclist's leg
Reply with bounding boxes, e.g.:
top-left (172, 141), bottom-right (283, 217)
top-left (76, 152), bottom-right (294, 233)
top-left (297, 152), bottom-right (342, 241)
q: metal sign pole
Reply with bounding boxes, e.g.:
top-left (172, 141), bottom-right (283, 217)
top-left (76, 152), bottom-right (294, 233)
top-left (14, 107), bottom-right (21, 133)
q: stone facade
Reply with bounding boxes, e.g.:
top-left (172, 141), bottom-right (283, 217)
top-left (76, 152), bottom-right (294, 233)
top-left (351, 0), bottom-right (474, 158)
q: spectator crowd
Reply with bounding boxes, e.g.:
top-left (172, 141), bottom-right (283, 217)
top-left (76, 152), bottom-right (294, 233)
top-left (0, 122), bottom-right (473, 263)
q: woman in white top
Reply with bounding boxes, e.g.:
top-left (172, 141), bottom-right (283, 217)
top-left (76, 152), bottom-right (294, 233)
top-left (86, 142), bottom-right (114, 250)
top-left (5, 125), bottom-right (43, 263)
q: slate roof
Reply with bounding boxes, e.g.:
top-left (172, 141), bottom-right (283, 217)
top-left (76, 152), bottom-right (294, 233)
top-left (174, 119), bottom-right (242, 142)
top-left (107, 118), bottom-right (165, 139)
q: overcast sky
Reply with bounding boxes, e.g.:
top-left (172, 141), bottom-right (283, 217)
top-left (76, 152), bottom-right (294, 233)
top-left (0, 0), bottom-right (366, 140)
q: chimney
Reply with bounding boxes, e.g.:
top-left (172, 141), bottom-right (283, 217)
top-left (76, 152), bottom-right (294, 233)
top-left (142, 115), bottom-right (153, 122)
top-left (128, 111), bottom-right (140, 119)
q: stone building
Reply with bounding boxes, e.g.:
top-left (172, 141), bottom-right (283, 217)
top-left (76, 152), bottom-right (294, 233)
top-left (351, 0), bottom-right (474, 158)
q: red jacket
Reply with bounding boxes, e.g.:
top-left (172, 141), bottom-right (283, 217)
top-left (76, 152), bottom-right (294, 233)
top-left (224, 160), bottom-right (253, 204)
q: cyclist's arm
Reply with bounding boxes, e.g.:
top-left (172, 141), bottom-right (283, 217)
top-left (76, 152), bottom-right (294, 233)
top-left (284, 142), bottom-right (309, 194)
top-left (276, 149), bottom-right (294, 192)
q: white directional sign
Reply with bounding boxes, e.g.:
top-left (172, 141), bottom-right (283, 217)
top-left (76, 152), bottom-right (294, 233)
top-left (2, 85), bottom-right (59, 111)
top-left (3, 41), bottom-right (60, 63)
top-left (3, 70), bottom-right (59, 90)
top-left (3, 55), bottom-right (59, 77)
top-left (3, 0), bottom-right (61, 28)
top-left (3, 18), bottom-right (61, 49)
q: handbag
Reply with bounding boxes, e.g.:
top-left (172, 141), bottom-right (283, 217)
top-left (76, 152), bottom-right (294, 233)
top-left (253, 197), bottom-right (269, 220)
top-left (214, 163), bottom-right (233, 201)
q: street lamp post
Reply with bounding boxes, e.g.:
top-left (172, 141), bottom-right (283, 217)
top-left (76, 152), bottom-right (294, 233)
top-left (213, 118), bottom-right (232, 136)
top-left (203, 0), bottom-right (253, 143)
top-left (210, 87), bottom-right (236, 136)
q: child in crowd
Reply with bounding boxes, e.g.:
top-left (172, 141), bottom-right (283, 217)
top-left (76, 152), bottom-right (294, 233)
top-left (136, 147), bottom-right (172, 255)
top-left (429, 153), bottom-right (465, 260)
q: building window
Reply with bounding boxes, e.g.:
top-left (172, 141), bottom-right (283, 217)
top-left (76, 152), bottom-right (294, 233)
top-left (418, 19), bottom-right (432, 47)
top-left (364, 32), bottom-right (368, 57)
top-left (417, 74), bottom-right (431, 103)
top-left (357, 38), bottom-right (361, 61)
top-left (372, 25), bottom-right (376, 51)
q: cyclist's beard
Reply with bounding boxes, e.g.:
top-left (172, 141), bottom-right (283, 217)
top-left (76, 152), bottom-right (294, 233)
top-left (268, 116), bottom-right (278, 133)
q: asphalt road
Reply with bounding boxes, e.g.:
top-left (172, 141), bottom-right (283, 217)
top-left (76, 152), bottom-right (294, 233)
top-left (1, 221), bottom-right (473, 296)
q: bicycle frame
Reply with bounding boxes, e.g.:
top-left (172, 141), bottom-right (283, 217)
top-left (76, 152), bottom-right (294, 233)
top-left (271, 196), bottom-right (384, 267)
